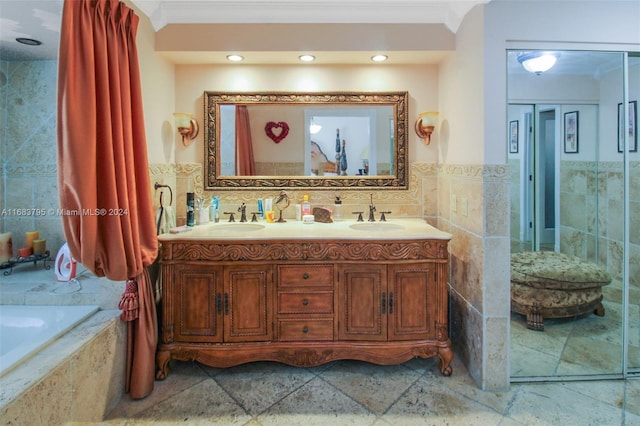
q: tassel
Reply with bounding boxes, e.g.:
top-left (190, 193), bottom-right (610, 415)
top-left (119, 278), bottom-right (139, 321)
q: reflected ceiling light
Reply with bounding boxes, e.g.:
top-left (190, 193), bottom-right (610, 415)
top-left (16, 38), bottom-right (42, 46)
top-left (309, 119), bottom-right (322, 135)
top-left (173, 112), bottom-right (199, 146)
top-left (415, 111), bottom-right (438, 145)
top-left (299, 54), bottom-right (316, 62)
top-left (371, 54), bottom-right (388, 62)
top-left (517, 51), bottom-right (559, 75)
top-left (226, 54), bottom-right (244, 62)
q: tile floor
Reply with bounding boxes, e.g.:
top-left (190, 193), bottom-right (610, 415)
top-left (100, 356), bottom-right (640, 425)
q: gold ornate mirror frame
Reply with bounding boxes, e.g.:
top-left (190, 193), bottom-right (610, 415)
top-left (204, 91), bottom-right (409, 190)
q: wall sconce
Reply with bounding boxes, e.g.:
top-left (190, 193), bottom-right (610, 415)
top-left (173, 112), bottom-right (199, 146)
top-left (517, 51), bottom-right (559, 75)
top-left (415, 111), bottom-right (438, 145)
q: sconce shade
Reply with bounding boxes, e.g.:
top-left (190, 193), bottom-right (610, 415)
top-left (517, 52), bottom-right (559, 75)
top-left (173, 112), bottom-right (199, 146)
top-left (415, 111), bottom-right (438, 145)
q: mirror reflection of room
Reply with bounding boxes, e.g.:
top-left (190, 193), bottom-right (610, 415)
top-left (508, 50), bottom-right (639, 380)
top-left (218, 104), bottom-right (393, 177)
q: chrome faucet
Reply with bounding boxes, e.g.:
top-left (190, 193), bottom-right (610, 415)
top-left (368, 193), bottom-right (376, 222)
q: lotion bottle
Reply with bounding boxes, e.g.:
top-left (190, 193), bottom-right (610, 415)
top-left (301, 195), bottom-right (312, 215)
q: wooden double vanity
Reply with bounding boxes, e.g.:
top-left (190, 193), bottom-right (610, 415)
top-left (156, 218), bottom-right (453, 379)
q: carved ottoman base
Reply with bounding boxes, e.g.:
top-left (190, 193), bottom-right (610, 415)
top-left (510, 251), bottom-right (611, 331)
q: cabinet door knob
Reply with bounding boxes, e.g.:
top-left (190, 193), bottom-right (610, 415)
top-left (302, 298), bottom-right (309, 306)
top-left (302, 326), bottom-right (309, 333)
top-left (302, 273), bottom-right (310, 279)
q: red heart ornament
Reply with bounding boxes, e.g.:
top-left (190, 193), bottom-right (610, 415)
top-left (265, 121), bottom-right (289, 144)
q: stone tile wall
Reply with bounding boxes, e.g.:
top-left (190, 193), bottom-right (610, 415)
top-left (438, 164), bottom-right (511, 391)
top-left (0, 60), bottom-right (62, 253)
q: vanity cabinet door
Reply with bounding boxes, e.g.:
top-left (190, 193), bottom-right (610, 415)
top-left (388, 263), bottom-right (436, 341)
top-left (173, 264), bottom-right (223, 343)
top-left (224, 265), bottom-right (274, 343)
top-left (338, 264), bottom-right (387, 341)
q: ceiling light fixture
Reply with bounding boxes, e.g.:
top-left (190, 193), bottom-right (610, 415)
top-left (226, 54), bottom-right (244, 62)
top-left (299, 55), bottom-right (315, 62)
top-left (517, 51), bottom-right (559, 75)
top-left (16, 38), bottom-right (42, 46)
top-left (371, 55), bottom-right (388, 62)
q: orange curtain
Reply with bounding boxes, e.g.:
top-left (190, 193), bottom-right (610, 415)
top-left (235, 106), bottom-right (256, 175)
top-left (57, 0), bottom-right (158, 399)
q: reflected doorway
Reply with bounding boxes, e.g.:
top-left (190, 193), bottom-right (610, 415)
top-left (537, 109), bottom-right (557, 250)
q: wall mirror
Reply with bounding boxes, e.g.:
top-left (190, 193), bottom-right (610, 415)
top-left (204, 91), bottom-right (409, 190)
top-left (507, 49), bottom-right (640, 381)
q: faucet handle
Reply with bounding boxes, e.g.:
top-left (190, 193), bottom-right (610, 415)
top-left (250, 212), bottom-right (259, 222)
top-left (352, 211), bottom-right (364, 222)
top-left (379, 211), bottom-right (391, 222)
top-left (223, 212), bottom-right (236, 222)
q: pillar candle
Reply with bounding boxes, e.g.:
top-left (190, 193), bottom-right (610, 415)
top-left (18, 247), bottom-right (33, 258)
top-left (0, 232), bottom-right (13, 263)
top-left (25, 231), bottom-right (39, 249)
top-left (33, 239), bottom-right (47, 256)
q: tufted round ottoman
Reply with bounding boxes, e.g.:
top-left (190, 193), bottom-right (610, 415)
top-left (510, 251), bottom-right (611, 331)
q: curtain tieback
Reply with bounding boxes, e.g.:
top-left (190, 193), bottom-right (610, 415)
top-left (119, 277), bottom-right (139, 321)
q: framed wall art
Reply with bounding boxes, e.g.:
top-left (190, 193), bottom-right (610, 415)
top-left (564, 111), bottom-right (579, 154)
top-left (509, 120), bottom-right (519, 154)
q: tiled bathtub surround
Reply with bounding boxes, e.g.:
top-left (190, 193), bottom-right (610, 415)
top-left (0, 310), bottom-right (126, 424)
top-left (0, 269), bottom-right (127, 423)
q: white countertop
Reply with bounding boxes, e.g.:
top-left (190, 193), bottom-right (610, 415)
top-left (159, 218), bottom-right (452, 241)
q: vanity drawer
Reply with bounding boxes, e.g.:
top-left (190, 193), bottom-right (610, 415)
top-left (277, 319), bottom-right (334, 341)
top-left (278, 265), bottom-right (333, 287)
top-left (278, 291), bottom-right (333, 314)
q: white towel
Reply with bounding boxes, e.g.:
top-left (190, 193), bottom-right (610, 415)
top-left (158, 205), bottom-right (176, 234)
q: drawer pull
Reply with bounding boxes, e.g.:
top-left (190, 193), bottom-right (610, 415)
top-left (302, 326), bottom-right (309, 333)
top-left (302, 273), bottom-right (310, 279)
top-left (302, 298), bottom-right (309, 306)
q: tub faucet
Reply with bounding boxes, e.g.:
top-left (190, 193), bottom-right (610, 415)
top-left (368, 193), bottom-right (376, 222)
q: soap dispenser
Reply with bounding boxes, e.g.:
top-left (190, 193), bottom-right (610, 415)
top-left (333, 196), bottom-right (342, 221)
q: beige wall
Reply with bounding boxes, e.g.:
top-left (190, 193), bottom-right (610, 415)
top-left (173, 64), bottom-right (440, 165)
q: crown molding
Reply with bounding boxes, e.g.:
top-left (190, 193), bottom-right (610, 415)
top-left (130, 0), bottom-right (490, 33)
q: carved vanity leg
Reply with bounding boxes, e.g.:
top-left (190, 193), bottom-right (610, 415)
top-left (437, 345), bottom-right (454, 376)
top-left (156, 350), bottom-right (171, 380)
top-left (594, 302), bottom-right (605, 317)
top-left (526, 304), bottom-right (544, 331)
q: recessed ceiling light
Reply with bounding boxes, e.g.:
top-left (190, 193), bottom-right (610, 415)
top-left (299, 55), bottom-right (316, 62)
top-left (16, 38), bottom-right (42, 46)
top-left (371, 55), bottom-right (388, 62)
top-left (226, 54), bottom-right (244, 62)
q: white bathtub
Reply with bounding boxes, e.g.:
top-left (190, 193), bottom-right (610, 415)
top-left (0, 305), bottom-right (99, 376)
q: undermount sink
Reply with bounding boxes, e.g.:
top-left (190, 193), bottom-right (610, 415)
top-left (349, 222), bottom-right (405, 232)
top-left (210, 223), bottom-right (265, 232)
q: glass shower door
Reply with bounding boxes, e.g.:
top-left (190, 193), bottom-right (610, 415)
top-left (627, 53), bottom-right (640, 374)
top-left (509, 50), bottom-right (628, 380)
